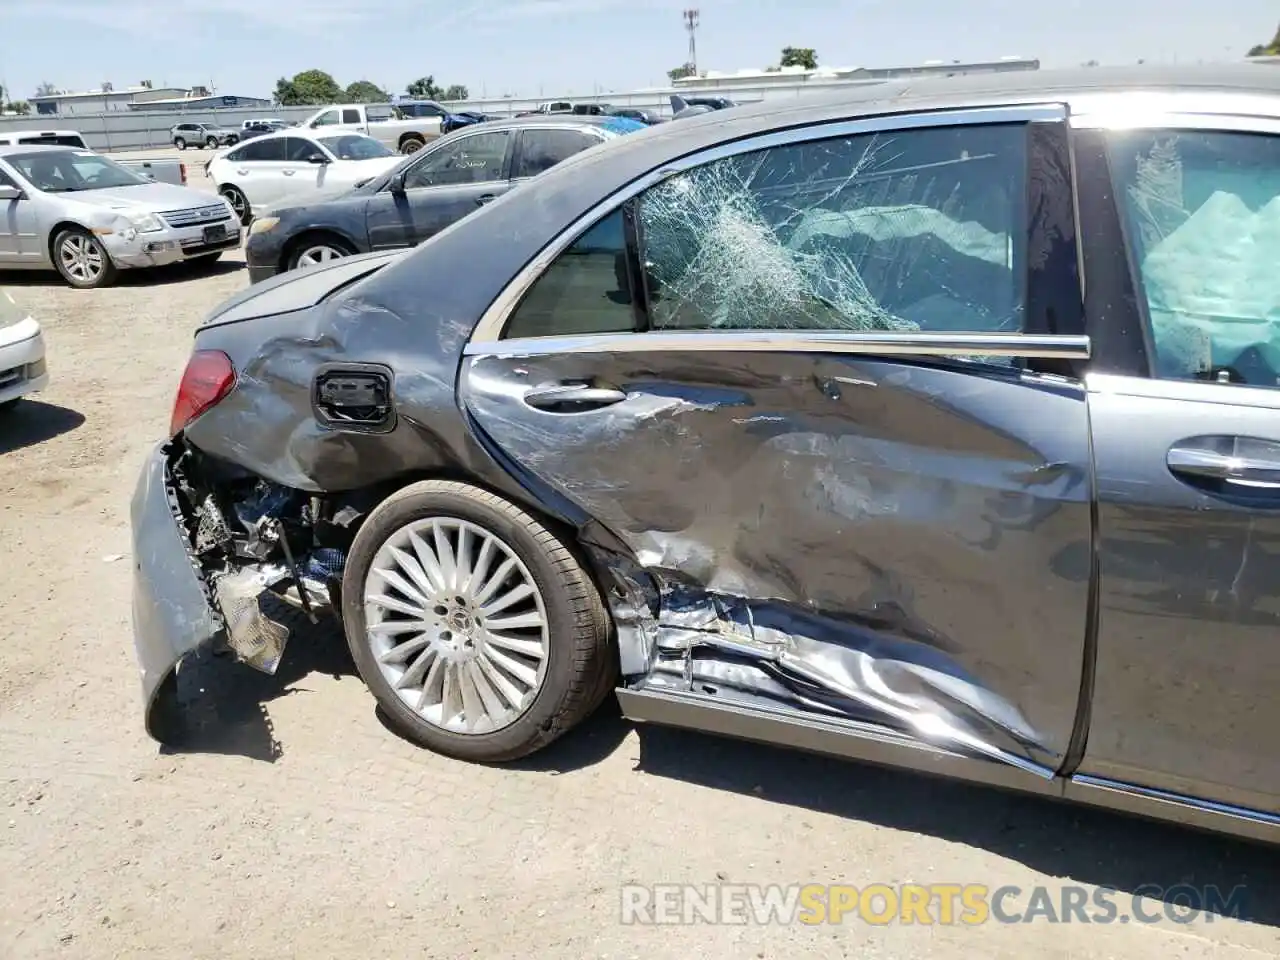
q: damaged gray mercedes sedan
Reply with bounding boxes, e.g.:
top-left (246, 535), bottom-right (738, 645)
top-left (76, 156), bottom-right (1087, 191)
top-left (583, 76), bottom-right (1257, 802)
top-left (133, 65), bottom-right (1280, 843)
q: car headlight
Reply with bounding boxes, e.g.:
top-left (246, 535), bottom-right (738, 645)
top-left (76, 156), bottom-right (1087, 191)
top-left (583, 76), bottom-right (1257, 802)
top-left (125, 212), bottom-right (164, 233)
top-left (249, 217), bottom-right (280, 235)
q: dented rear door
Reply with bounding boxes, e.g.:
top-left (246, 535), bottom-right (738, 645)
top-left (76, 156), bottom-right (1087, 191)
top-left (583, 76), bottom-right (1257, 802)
top-left (461, 106), bottom-right (1095, 774)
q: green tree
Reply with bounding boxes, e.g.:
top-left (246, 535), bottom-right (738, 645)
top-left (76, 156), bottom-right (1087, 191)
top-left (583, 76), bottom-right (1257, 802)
top-left (441, 84), bottom-right (469, 101)
top-left (406, 75), bottom-right (443, 99)
top-left (1248, 21), bottom-right (1280, 55)
top-left (779, 46), bottom-right (818, 69)
top-left (667, 63), bottom-right (695, 82)
top-left (7, 101), bottom-right (31, 115)
top-left (345, 80), bottom-right (389, 103)
top-left (274, 69), bottom-right (343, 106)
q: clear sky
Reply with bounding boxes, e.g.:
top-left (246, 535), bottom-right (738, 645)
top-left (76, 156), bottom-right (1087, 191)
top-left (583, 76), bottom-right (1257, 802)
top-left (3, 0), bottom-right (1276, 102)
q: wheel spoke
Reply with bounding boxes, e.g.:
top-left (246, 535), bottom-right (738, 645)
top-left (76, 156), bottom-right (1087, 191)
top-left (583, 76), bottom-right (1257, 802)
top-left (370, 618), bottom-right (433, 636)
top-left (454, 525), bottom-right (473, 593)
top-left (371, 565), bottom-right (429, 607)
top-left (368, 592), bottom-right (425, 618)
top-left (483, 645), bottom-right (539, 689)
top-left (476, 654), bottom-right (525, 709)
top-left (458, 665), bottom-right (484, 730)
top-left (395, 644), bottom-right (438, 690)
top-left (387, 545), bottom-right (437, 603)
top-left (379, 633), bottom-right (431, 664)
top-left (472, 557), bottom-right (515, 606)
top-left (467, 661), bottom-right (507, 719)
top-left (463, 538), bottom-right (494, 595)
top-left (407, 529), bottom-right (448, 593)
top-left (432, 521), bottom-right (457, 591)
top-left (485, 612), bottom-right (544, 632)
top-left (417, 654), bottom-right (445, 711)
top-left (483, 630), bottom-right (544, 660)
top-left (480, 582), bottom-right (534, 617)
top-left (439, 661), bottom-right (463, 721)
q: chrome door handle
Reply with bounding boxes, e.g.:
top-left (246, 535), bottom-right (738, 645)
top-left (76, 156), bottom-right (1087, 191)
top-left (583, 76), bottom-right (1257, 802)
top-left (282, 169), bottom-right (295, 176)
top-left (236, 168), bottom-right (248, 175)
top-left (523, 383), bottom-right (627, 411)
top-left (1167, 444), bottom-right (1280, 489)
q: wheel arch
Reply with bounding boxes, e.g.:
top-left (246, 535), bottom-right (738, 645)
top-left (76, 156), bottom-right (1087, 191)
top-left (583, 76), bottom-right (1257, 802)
top-left (46, 220), bottom-right (95, 263)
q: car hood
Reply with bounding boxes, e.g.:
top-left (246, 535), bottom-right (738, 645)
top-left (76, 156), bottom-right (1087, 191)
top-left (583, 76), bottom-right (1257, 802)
top-left (200, 248), bottom-right (406, 329)
top-left (59, 182), bottom-right (214, 212)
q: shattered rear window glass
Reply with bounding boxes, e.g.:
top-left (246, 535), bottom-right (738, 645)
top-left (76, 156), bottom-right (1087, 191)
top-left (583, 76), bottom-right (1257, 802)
top-left (1108, 129), bottom-right (1280, 387)
top-left (636, 122), bottom-right (1027, 337)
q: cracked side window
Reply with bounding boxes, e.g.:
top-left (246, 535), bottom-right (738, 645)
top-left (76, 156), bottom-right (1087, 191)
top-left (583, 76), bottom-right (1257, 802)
top-left (636, 123), bottom-right (1027, 338)
top-left (1108, 129), bottom-right (1280, 387)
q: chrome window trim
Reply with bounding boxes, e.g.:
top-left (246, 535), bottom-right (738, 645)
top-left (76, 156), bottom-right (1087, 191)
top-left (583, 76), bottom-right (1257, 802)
top-left (464, 330), bottom-right (1090, 360)
top-left (468, 102), bottom-right (1068, 345)
top-left (1070, 109), bottom-right (1280, 136)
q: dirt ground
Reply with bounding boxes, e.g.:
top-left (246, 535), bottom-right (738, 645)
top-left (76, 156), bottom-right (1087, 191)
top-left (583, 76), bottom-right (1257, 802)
top-left (1, 162), bottom-right (1279, 960)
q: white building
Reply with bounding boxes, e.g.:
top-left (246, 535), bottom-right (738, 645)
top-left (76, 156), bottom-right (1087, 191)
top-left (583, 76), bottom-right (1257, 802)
top-left (672, 56), bottom-right (1040, 89)
top-left (30, 82), bottom-right (218, 116)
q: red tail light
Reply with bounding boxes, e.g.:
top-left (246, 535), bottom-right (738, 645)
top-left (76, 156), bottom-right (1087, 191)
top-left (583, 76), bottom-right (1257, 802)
top-left (170, 350), bottom-right (235, 436)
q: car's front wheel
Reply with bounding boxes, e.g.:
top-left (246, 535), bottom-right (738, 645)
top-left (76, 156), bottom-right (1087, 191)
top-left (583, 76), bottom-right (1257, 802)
top-left (287, 234), bottom-right (355, 271)
top-left (52, 228), bottom-right (118, 289)
top-left (398, 136), bottom-right (425, 155)
top-left (220, 185), bottom-right (250, 225)
top-left (341, 480), bottom-right (615, 762)
top-left (205, 136), bottom-right (219, 149)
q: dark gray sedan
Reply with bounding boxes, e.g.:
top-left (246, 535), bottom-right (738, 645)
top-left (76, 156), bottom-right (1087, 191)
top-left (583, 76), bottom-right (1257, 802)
top-left (134, 65), bottom-right (1280, 844)
top-left (243, 114), bottom-right (646, 283)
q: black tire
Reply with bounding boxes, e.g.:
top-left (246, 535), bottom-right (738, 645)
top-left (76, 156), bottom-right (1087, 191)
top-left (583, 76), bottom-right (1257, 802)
top-left (51, 227), bottom-right (118, 289)
top-left (0, 398), bottom-right (19, 413)
top-left (399, 136), bottom-right (425, 155)
top-left (220, 185), bottom-right (251, 225)
top-left (206, 136), bottom-right (219, 149)
top-left (341, 480), bottom-right (615, 762)
top-left (174, 137), bottom-right (186, 150)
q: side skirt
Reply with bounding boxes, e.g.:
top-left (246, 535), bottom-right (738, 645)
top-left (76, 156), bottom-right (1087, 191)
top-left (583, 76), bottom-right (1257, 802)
top-left (617, 687), bottom-right (1280, 845)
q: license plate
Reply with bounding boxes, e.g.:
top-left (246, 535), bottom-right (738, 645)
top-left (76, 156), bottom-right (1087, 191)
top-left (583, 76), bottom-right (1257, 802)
top-left (203, 224), bottom-right (226, 242)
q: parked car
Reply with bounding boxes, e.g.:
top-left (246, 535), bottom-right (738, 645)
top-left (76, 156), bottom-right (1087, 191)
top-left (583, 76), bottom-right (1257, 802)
top-left (606, 107), bottom-right (664, 125)
top-left (208, 130), bottom-right (404, 224)
top-left (244, 115), bottom-right (645, 282)
top-left (670, 94), bottom-right (739, 120)
top-left (0, 287), bottom-right (47, 410)
top-left (298, 103), bottom-right (442, 155)
top-left (242, 118), bottom-right (285, 130)
top-left (442, 111), bottom-right (498, 134)
top-left (0, 129), bottom-right (188, 185)
top-left (517, 101), bottom-right (574, 117)
top-left (239, 121), bottom-right (288, 141)
top-left (171, 122), bottom-right (239, 150)
top-left (130, 65), bottom-right (1280, 845)
top-left (0, 145), bottom-right (239, 288)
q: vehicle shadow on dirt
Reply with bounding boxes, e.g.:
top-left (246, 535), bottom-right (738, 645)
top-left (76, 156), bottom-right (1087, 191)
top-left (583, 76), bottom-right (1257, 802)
top-left (160, 599), bottom-right (356, 763)
top-left (0, 258), bottom-right (243, 288)
top-left (0, 399), bottom-right (85, 454)
top-left (631, 725), bottom-right (1280, 927)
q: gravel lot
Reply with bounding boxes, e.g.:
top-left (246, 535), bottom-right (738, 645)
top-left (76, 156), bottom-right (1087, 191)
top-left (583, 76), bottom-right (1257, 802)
top-left (1, 162), bottom-right (1279, 960)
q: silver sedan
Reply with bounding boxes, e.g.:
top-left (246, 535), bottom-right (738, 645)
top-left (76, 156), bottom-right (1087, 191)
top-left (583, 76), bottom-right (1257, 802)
top-left (0, 145), bottom-right (241, 288)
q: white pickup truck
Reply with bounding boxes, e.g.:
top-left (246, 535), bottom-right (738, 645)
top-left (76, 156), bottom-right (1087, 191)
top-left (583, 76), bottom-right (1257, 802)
top-left (297, 103), bottom-right (443, 155)
top-left (0, 129), bottom-right (188, 185)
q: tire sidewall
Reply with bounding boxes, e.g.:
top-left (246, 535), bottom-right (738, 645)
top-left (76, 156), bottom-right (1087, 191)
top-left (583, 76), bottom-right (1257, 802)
top-left (174, 138), bottom-right (186, 150)
top-left (52, 229), bottom-right (114, 289)
top-left (342, 485), bottom-right (587, 758)
top-left (220, 186), bottom-right (250, 225)
top-left (400, 138), bottom-right (424, 155)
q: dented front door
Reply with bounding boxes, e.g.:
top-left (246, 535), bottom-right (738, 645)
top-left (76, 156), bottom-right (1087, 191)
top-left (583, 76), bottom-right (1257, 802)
top-left (461, 109), bottom-right (1093, 773)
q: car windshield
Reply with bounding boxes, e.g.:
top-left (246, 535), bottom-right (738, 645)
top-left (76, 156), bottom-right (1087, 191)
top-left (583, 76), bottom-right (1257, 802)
top-left (317, 135), bottom-right (394, 161)
top-left (6, 150), bottom-right (146, 192)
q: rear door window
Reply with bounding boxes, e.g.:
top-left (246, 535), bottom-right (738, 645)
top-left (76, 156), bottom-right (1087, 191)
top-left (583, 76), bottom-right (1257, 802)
top-left (1108, 129), bottom-right (1280, 387)
top-left (342, 108), bottom-right (362, 124)
top-left (514, 128), bottom-right (598, 178)
top-left (232, 137), bottom-right (285, 162)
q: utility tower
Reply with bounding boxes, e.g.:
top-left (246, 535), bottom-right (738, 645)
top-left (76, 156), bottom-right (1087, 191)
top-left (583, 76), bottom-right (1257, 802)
top-left (683, 8), bottom-right (700, 74)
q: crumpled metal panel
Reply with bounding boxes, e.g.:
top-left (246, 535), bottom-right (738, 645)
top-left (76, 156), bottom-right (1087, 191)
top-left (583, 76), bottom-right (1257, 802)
top-left (129, 442), bottom-right (221, 737)
top-left (461, 350), bottom-right (1095, 772)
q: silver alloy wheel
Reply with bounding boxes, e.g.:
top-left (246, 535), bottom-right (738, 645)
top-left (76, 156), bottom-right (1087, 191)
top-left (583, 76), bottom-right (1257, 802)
top-left (295, 244), bottom-right (347, 268)
top-left (363, 516), bottom-right (550, 735)
top-left (59, 234), bottom-right (104, 283)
